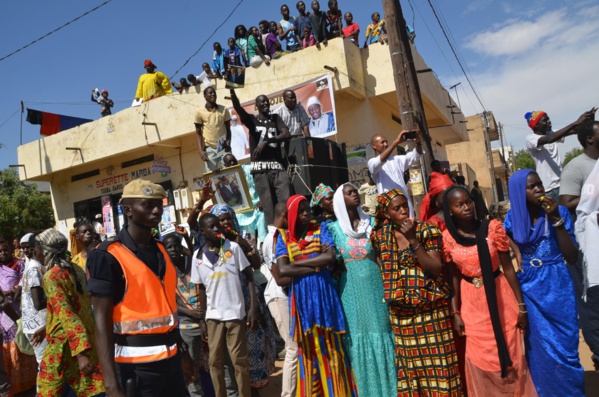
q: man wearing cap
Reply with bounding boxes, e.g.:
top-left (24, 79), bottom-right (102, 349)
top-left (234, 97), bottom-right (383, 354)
top-left (194, 86), bottom-right (232, 172)
top-left (306, 96), bottom-right (335, 137)
top-left (134, 59), bottom-right (173, 102)
top-left (91, 89), bottom-right (114, 117)
top-left (524, 107), bottom-right (596, 200)
top-left (274, 90), bottom-right (311, 137)
top-left (87, 179), bottom-right (195, 397)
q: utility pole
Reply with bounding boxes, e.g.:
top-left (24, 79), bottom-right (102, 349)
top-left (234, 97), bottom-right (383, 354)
top-left (482, 111), bottom-right (499, 203)
top-left (498, 122), bottom-right (510, 196)
top-left (383, 0), bottom-right (434, 217)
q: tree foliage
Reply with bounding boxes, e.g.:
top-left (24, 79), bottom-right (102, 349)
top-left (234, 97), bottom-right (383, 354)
top-left (513, 149), bottom-right (535, 171)
top-left (0, 168), bottom-right (55, 242)
top-left (563, 148), bottom-right (584, 168)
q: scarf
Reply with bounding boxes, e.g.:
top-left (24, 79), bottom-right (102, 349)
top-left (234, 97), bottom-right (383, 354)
top-left (287, 194), bottom-right (315, 249)
top-left (442, 185), bottom-right (512, 378)
top-left (333, 183), bottom-right (371, 239)
top-left (420, 172), bottom-right (454, 222)
top-left (508, 169), bottom-right (548, 245)
top-left (575, 159), bottom-right (599, 300)
top-left (373, 188), bottom-right (406, 230)
top-left (195, 204), bottom-right (239, 252)
top-left (310, 183), bottom-right (333, 208)
top-left (36, 228), bottom-right (83, 294)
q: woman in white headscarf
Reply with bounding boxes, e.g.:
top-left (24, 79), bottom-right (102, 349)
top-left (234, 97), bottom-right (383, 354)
top-left (327, 182), bottom-right (396, 397)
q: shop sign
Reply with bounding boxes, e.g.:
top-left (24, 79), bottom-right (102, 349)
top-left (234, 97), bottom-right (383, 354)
top-left (96, 174), bottom-right (130, 194)
top-left (151, 156), bottom-right (171, 177)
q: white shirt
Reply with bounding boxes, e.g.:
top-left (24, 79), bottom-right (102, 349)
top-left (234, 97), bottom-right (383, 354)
top-left (190, 240), bottom-right (250, 321)
top-left (525, 133), bottom-right (563, 192)
top-left (20, 258), bottom-right (47, 334)
top-left (231, 123), bottom-right (249, 160)
top-left (263, 226), bottom-right (288, 305)
top-left (367, 148), bottom-right (422, 218)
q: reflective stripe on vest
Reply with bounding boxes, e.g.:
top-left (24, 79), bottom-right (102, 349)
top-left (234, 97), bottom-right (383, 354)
top-left (107, 242), bottom-right (178, 363)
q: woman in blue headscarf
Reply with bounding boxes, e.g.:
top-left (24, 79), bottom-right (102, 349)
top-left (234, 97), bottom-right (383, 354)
top-left (209, 204), bottom-right (277, 394)
top-left (504, 169), bottom-right (584, 396)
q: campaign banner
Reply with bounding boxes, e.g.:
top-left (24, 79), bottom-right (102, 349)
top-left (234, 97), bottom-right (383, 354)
top-left (228, 74), bottom-right (337, 161)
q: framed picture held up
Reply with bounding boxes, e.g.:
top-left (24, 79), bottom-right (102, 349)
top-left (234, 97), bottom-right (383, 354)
top-left (195, 165), bottom-right (253, 213)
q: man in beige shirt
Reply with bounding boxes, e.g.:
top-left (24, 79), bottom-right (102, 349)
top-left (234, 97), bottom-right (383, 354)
top-left (194, 86), bottom-right (232, 172)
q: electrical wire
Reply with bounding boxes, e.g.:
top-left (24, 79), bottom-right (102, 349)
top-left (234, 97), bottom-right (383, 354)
top-left (169, 0), bottom-right (246, 80)
top-left (0, 0), bottom-right (113, 63)
top-left (425, 0), bottom-right (487, 112)
top-left (0, 109), bottom-right (19, 129)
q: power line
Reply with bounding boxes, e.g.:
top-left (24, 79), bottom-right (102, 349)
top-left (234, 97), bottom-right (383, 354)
top-left (169, 0), bottom-right (246, 80)
top-left (0, 109), bottom-right (19, 129)
top-left (426, 0), bottom-right (487, 112)
top-left (0, 0), bottom-right (114, 63)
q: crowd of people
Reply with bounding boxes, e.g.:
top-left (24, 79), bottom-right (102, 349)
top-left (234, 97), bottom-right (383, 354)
top-left (1, 100), bottom-right (598, 397)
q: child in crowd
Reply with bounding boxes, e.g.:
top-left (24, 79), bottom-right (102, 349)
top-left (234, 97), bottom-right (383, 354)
top-left (302, 26), bottom-right (316, 48)
top-left (212, 42), bottom-right (226, 77)
top-left (342, 12), bottom-right (359, 46)
top-left (224, 38), bottom-right (245, 86)
top-left (258, 20), bottom-right (271, 46)
top-left (279, 4), bottom-right (300, 52)
top-left (326, 0), bottom-right (343, 39)
top-left (308, 1), bottom-right (328, 49)
top-left (266, 21), bottom-right (285, 59)
top-left (192, 214), bottom-right (259, 397)
top-left (364, 12), bottom-right (387, 47)
top-left (248, 26), bottom-right (271, 68)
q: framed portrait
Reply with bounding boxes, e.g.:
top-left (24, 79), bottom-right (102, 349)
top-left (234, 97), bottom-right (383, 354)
top-left (201, 165), bottom-right (253, 213)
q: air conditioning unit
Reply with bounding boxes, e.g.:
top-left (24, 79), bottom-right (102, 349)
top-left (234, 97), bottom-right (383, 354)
top-left (173, 189), bottom-right (182, 210)
top-left (180, 188), bottom-right (192, 209)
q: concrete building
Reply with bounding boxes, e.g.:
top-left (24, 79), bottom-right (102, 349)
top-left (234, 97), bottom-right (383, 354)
top-left (17, 38), bottom-right (467, 234)
top-left (446, 112), bottom-right (501, 206)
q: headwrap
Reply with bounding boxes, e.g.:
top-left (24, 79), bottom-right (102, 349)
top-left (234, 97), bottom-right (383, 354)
top-left (442, 186), bottom-right (512, 378)
top-left (333, 183), bottom-right (372, 239)
top-left (144, 59), bottom-right (157, 68)
top-left (101, 89), bottom-right (108, 95)
top-left (420, 172), bottom-right (454, 221)
top-left (508, 169), bottom-right (548, 245)
top-left (310, 183), bottom-right (333, 208)
top-left (35, 228), bottom-right (83, 293)
top-left (286, 194), bottom-right (316, 249)
top-left (210, 204), bottom-right (240, 233)
top-left (374, 188), bottom-right (406, 230)
top-left (524, 110), bottom-right (546, 130)
top-left (20, 233), bottom-right (33, 245)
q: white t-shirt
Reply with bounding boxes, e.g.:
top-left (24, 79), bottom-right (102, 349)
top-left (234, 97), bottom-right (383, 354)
top-left (367, 148), bottom-right (422, 218)
top-left (263, 226), bottom-right (288, 305)
top-left (230, 124), bottom-right (249, 160)
top-left (20, 259), bottom-right (47, 334)
top-left (525, 133), bottom-right (563, 192)
top-left (190, 240), bottom-right (250, 321)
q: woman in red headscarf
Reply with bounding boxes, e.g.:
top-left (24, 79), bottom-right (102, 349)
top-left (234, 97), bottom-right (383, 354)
top-left (420, 171), bottom-right (455, 231)
top-left (275, 195), bottom-right (357, 397)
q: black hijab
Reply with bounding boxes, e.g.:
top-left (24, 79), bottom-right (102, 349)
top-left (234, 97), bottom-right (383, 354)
top-left (443, 186), bottom-right (512, 378)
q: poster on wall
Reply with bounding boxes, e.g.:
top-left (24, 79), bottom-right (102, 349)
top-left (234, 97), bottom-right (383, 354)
top-left (229, 74), bottom-right (338, 161)
top-left (101, 196), bottom-right (116, 238)
top-left (160, 205), bottom-right (177, 235)
top-left (346, 144), bottom-right (375, 186)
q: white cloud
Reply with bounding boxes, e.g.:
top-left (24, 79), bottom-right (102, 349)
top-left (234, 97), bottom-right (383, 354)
top-left (465, 10), bottom-right (566, 56)
top-left (452, 5), bottom-right (599, 154)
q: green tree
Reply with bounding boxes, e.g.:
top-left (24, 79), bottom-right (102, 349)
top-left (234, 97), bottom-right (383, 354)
top-left (513, 149), bottom-right (535, 171)
top-left (0, 168), bottom-right (55, 241)
top-left (563, 148), bottom-right (584, 167)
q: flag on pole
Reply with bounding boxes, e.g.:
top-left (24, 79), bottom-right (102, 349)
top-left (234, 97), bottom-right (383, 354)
top-left (26, 108), bottom-right (92, 136)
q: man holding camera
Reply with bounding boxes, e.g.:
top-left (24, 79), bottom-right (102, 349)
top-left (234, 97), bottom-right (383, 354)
top-left (368, 130), bottom-right (423, 218)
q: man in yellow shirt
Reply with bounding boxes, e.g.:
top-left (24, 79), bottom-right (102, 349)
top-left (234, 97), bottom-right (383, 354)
top-left (135, 59), bottom-right (173, 102)
top-left (193, 86), bottom-right (232, 171)
top-left (71, 222), bottom-right (94, 271)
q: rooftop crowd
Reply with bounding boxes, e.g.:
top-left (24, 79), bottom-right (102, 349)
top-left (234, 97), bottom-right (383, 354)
top-left (4, 1), bottom-right (599, 396)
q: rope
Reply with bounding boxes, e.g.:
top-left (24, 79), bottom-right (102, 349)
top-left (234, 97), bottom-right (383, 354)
top-left (288, 165), bottom-right (314, 195)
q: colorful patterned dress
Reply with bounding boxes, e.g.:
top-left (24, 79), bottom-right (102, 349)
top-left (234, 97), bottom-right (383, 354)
top-left (275, 223), bottom-right (357, 397)
top-left (36, 265), bottom-right (104, 397)
top-left (0, 259), bottom-right (37, 394)
top-left (328, 221), bottom-right (397, 397)
top-left (442, 220), bottom-right (536, 396)
top-left (372, 221), bottom-right (462, 397)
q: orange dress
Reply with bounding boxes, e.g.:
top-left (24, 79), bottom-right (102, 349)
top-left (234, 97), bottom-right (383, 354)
top-left (442, 220), bottom-right (537, 397)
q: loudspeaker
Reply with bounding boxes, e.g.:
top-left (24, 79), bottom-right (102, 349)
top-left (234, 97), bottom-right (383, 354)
top-left (287, 137), bottom-right (349, 196)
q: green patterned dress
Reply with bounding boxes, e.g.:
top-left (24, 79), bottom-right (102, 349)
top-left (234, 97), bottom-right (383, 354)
top-left (328, 221), bottom-right (397, 397)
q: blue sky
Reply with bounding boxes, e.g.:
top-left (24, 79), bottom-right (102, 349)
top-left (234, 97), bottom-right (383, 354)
top-left (1, 0), bottom-right (597, 170)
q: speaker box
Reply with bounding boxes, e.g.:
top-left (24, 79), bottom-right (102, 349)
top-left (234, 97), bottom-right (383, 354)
top-left (287, 137), bottom-right (349, 196)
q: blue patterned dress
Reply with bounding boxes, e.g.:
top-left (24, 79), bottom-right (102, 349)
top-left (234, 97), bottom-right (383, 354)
top-left (504, 206), bottom-right (585, 396)
top-left (328, 221), bottom-right (397, 397)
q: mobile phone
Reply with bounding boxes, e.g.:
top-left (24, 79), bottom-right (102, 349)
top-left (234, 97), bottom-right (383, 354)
top-left (403, 130), bottom-right (418, 140)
